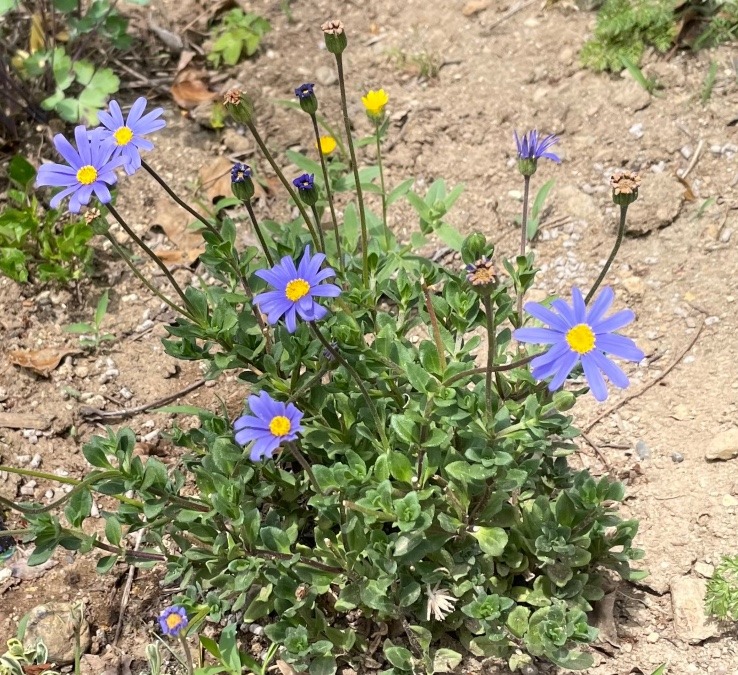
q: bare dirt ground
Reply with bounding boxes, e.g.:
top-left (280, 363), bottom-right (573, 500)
top-left (2, 0), bottom-right (738, 673)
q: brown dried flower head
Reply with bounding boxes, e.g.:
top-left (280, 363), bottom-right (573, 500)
top-left (223, 89), bottom-right (242, 105)
top-left (610, 170), bottom-right (641, 206)
top-left (466, 257), bottom-right (498, 291)
top-left (84, 208), bottom-right (101, 225)
top-left (321, 19), bottom-right (344, 35)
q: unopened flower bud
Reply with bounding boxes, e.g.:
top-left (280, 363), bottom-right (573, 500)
top-left (223, 88), bottom-right (255, 125)
top-left (231, 162), bottom-right (255, 201)
top-left (552, 390), bottom-right (576, 412)
top-left (610, 170), bottom-right (641, 207)
top-left (461, 232), bottom-right (488, 265)
top-left (321, 19), bottom-right (347, 55)
top-left (294, 82), bottom-right (318, 115)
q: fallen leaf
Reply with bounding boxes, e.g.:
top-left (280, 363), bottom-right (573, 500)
top-left (199, 156), bottom-right (234, 203)
top-left (462, 0), bottom-right (490, 16)
top-left (30, 13), bottom-right (46, 53)
top-left (149, 21), bottom-right (184, 52)
top-left (171, 68), bottom-right (217, 110)
top-left (0, 412), bottom-right (54, 430)
top-left (152, 198), bottom-right (205, 262)
top-left (9, 347), bottom-right (80, 377)
top-left (275, 661), bottom-right (301, 675)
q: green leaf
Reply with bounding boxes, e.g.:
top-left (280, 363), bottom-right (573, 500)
top-left (434, 222), bottom-right (465, 250)
top-left (445, 461), bottom-right (494, 483)
top-left (383, 642), bottom-right (413, 670)
top-left (260, 526), bottom-right (291, 554)
top-left (388, 451), bottom-right (414, 483)
top-left (0, 0), bottom-right (19, 15)
top-left (8, 155), bottom-right (36, 188)
top-left (390, 415), bottom-right (417, 445)
top-left (95, 290), bottom-right (109, 328)
top-left (0, 247), bottom-right (28, 282)
top-left (96, 555), bottom-right (118, 573)
top-left (432, 648), bottom-right (462, 673)
top-left (550, 650), bottom-right (594, 670)
top-left (309, 656), bottom-right (336, 675)
top-left (506, 605), bottom-right (530, 638)
top-left (650, 665), bottom-right (667, 675)
top-left (387, 179), bottom-right (414, 206)
top-left (64, 323), bottom-right (95, 334)
top-left (472, 526), bottom-right (508, 557)
top-left (104, 516), bottom-right (122, 547)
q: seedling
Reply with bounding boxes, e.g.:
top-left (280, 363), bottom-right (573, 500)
top-left (64, 291), bottom-right (115, 348)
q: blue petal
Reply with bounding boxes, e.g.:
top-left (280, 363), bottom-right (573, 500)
top-left (285, 306), bottom-right (298, 332)
top-left (235, 428), bottom-right (271, 445)
top-left (571, 287), bottom-right (586, 324)
top-left (595, 333), bottom-right (644, 362)
top-left (248, 392), bottom-right (273, 421)
top-left (530, 342), bottom-right (572, 377)
top-left (524, 301), bottom-right (570, 332)
top-left (592, 309), bottom-right (635, 333)
top-left (53, 133), bottom-right (83, 169)
top-left (548, 350), bottom-right (579, 390)
top-left (586, 287), bottom-right (614, 325)
top-left (310, 283), bottom-right (341, 297)
top-left (250, 435), bottom-right (280, 461)
top-left (514, 327), bottom-right (565, 344)
top-left (74, 126), bottom-right (91, 165)
top-left (590, 351), bottom-right (630, 389)
top-left (581, 354), bottom-right (608, 401)
top-left (127, 97), bottom-right (147, 125)
top-left (551, 298), bottom-right (576, 326)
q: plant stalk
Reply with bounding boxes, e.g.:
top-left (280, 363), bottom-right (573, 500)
top-left (288, 443), bottom-right (323, 495)
top-left (310, 203), bottom-right (326, 254)
top-left (335, 53), bottom-right (369, 286)
top-left (585, 203), bottom-right (628, 304)
top-left (442, 353), bottom-right (537, 387)
top-left (243, 200), bottom-right (274, 266)
top-left (422, 283), bottom-right (447, 372)
top-left (516, 174), bottom-right (531, 321)
top-left (483, 295), bottom-right (501, 417)
top-left (374, 118), bottom-right (390, 250)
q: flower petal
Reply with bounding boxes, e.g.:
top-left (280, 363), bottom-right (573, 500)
top-left (310, 283), bottom-right (341, 297)
top-left (514, 327), bottom-right (565, 344)
top-left (595, 334), bottom-right (644, 362)
top-left (571, 287), bottom-right (586, 324)
top-left (581, 354), bottom-right (608, 402)
top-left (593, 309), bottom-right (635, 333)
top-left (523, 301), bottom-right (570, 332)
top-left (548, 350), bottom-right (580, 390)
top-left (550, 298), bottom-right (576, 326)
top-left (285, 306), bottom-right (298, 333)
top-left (53, 133), bottom-right (82, 169)
top-left (74, 126), bottom-right (91, 165)
top-left (126, 97), bottom-right (147, 126)
top-left (586, 287), bottom-right (614, 326)
top-left (590, 351), bottom-right (630, 389)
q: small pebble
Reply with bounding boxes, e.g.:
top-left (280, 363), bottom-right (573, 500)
top-left (90, 502), bottom-right (100, 518)
top-left (671, 452), bottom-right (684, 463)
top-left (720, 228), bottom-right (733, 243)
top-left (647, 632), bottom-right (660, 643)
top-left (635, 440), bottom-right (651, 460)
top-left (680, 145), bottom-right (693, 159)
top-left (629, 123), bottom-right (644, 139)
top-left (0, 388), bottom-right (7, 402)
top-left (29, 453), bottom-right (41, 468)
top-left (136, 319), bottom-right (155, 333)
top-left (248, 624), bottom-right (264, 636)
top-left (44, 489), bottom-right (54, 500)
top-left (16, 455), bottom-right (31, 465)
top-left (119, 387), bottom-right (133, 400)
top-left (705, 316), bottom-right (720, 326)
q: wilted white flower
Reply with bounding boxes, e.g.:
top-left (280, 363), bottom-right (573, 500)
top-left (426, 582), bottom-right (457, 622)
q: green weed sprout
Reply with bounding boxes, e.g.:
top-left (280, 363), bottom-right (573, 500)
top-left (64, 290), bottom-right (115, 349)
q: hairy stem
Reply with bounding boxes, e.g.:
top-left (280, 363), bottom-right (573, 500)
top-left (442, 354), bottom-right (537, 387)
top-left (244, 200), bottom-right (274, 266)
top-left (288, 443), bottom-right (323, 495)
top-left (335, 53), bottom-right (369, 286)
top-left (375, 118), bottom-right (389, 250)
top-left (422, 283), bottom-right (447, 372)
top-left (516, 174), bottom-right (531, 321)
top-left (245, 121), bottom-right (321, 251)
top-left (179, 634), bottom-right (194, 675)
top-left (482, 295), bottom-right (501, 417)
top-left (585, 203), bottom-right (628, 305)
top-left (310, 203), bottom-right (326, 254)
top-left (310, 113), bottom-right (343, 271)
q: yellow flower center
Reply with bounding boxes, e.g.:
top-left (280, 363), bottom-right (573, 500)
top-left (166, 614), bottom-right (183, 630)
top-left (269, 415), bottom-right (291, 437)
top-left (113, 126), bottom-right (134, 146)
top-left (318, 135), bottom-right (337, 155)
top-left (565, 323), bottom-right (596, 355)
top-left (76, 165), bottom-right (98, 185)
top-left (285, 278), bottom-right (310, 302)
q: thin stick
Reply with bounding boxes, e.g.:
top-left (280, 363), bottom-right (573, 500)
top-left (583, 321), bottom-right (705, 434)
top-left (680, 139), bottom-right (704, 179)
top-left (335, 53), bottom-right (369, 286)
top-left (443, 354), bottom-right (537, 386)
top-left (310, 113), bottom-right (343, 270)
top-left (114, 529), bottom-right (144, 645)
top-left (580, 431), bottom-right (612, 471)
top-left (483, 295), bottom-right (498, 418)
top-left (244, 200), bottom-right (274, 266)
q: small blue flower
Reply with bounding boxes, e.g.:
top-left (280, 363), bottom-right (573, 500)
top-left (97, 97), bottom-right (166, 175)
top-left (158, 606), bottom-right (188, 637)
top-left (254, 245), bottom-right (340, 332)
top-left (231, 162), bottom-right (252, 182)
top-left (513, 287), bottom-right (644, 402)
top-left (514, 130), bottom-right (561, 163)
top-left (233, 391), bottom-right (304, 461)
top-left (294, 83), bottom-right (315, 100)
top-left (35, 126), bottom-right (124, 213)
top-left (293, 173), bottom-right (315, 191)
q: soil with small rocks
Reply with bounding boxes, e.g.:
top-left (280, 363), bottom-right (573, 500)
top-left (2, 1), bottom-right (738, 673)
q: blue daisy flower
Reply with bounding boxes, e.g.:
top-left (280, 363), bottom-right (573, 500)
top-left (253, 245), bottom-right (340, 333)
top-left (233, 391), bottom-right (304, 461)
top-left (158, 605), bottom-right (188, 637)
top-left (513, 287), bottom-right (644, 401)
top-left (97, 97), bottom-right (166, 175)
top-left (35, 126), bottom-right (124, 213)
top-left (514, 129), bottom-right (561, 163)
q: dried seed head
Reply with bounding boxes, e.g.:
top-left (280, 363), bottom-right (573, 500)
top-left (321, 19), bottom-right (344, 35)
top-left (610, 170), bottom-right (641, 206)
top-left (223, 89), bottom-right (242, 105)
top-left (465, 257), bottom-right (498, 293)
top-left (84, 207), bottom-right (101, 225)
top-left (321, 19), bottom-right (347, 54)
top-left (295, 584), bottom-right (309, 601)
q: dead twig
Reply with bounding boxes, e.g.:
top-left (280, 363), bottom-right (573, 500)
top-left (114, 529), bottom-right (144, 645)
top-left (680, 139), bottom-right (704, 179)
top-left (483, 0), bottom-right (537, 33)
top-left (80, 379), bottom-right (206, 423)
top-left (583, 321), bottom-right (706, 434)
top-left (580, 430), bottom-right (612, 471)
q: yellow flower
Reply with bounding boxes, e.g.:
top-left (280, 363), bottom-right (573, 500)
top-left (361, 89), bottom-right (389, 118)
top-left (317, 135), bottom-right (337, 155)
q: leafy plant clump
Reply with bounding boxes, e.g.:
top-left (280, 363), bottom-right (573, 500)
top-left (207, 9), bottom-right (271, 67)
top-left (706, 554), bottom-right (738, 622)
top-left (580, 0), bottom-right (677, 72)
top-left (0, 155), bottom-right (93, 283)
top-left (4, 21), bottom-right (648, 674)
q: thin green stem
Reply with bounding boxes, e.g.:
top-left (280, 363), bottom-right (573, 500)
top-left (179, 634), bottom-right (194, 675)
top-left (335, 53), bottom-right (369, 286)
top-left (288, 365), bottom-right (330, 402)
top-left (59, 527), bottom-right (170, 562)
top-left (309, 325), bottom-right (389, 451)
top-left (0, 465), bottom-right (79, 485)
top-left (374, 119), bottom-right (389, 250)
top-left (310, 203), bottom-right (326, 253)
top-left (140, 159), bottom-right (222, 241)
top-left (0, 528), bottom-right (32, 538)
top-left (288, 443), bottom-right (323, 495)
top-left (483, 296), bottom-right (500, 418)
top-left (245, 121), bottom-right (321, 251)
top-left (442, 354), bottom-right (537, 387)
top-left (102, 231), bottom-right (194, 321)
top-left (106, 204), bottom-right (193, 313)
top-left (516, 174), bottom-right (532, 321)
top-left (586, 203), bottom-right (628, 305)
top-left (244, 200), bottom-right (274, 266)
top-left (310, 113), bottom-right (343, 272)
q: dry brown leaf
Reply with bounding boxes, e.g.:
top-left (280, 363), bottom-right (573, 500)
top-left (199, 156), bottom-right (234, 203)
top-left (30, 13), bottom-right (46, 53)
top-left (275, 660), bottom-right (302, 675)
top-left (152, 197), bottom-right (205, 261)
top-left (9, 347), bottom-right (80, 377)
top-left (171, 68), bottom-right (217, 110)
top-left (0, 412), bottom-right (54, 430)
top-left (462, 0), bottom-right (490, 16)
